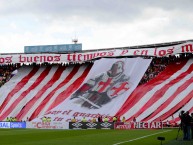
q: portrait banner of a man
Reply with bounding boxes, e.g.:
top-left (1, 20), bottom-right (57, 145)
top-left (68, 58), bottom-right (151, 112)
top-left (33, 58), bottom-right (151, 123)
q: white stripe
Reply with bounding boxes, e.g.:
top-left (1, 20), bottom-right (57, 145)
top-left (113, 130), bottom-right (172, 145)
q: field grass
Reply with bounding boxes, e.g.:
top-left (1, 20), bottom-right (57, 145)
top-left (0, 128), bottom-right (192, 145)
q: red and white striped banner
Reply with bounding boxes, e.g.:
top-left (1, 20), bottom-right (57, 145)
top-left (0, 57), bottom-right (193, 127)
top-left (116, 59), bottom-right (193, 124)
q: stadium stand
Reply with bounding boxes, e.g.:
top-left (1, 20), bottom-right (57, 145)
top-left (0, 41), bottom-right (193, 131)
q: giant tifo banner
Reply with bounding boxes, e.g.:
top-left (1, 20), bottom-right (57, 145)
top-left (2, 57), bottom-right (193, 129)
top-left (30, 58), bottom-right (151, 128)
top-left (0, 42), bottom-right (193, 64)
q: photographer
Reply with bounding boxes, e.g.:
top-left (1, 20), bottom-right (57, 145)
top-left (179, 110), bottom-right (186, 140)
top-left (183, 111), bottom-right (192, 140)
top-left (191, 113), bottom-right (193, 139)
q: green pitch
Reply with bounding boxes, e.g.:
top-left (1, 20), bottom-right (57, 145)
top-left (0, 128), bottom-right (192, 145)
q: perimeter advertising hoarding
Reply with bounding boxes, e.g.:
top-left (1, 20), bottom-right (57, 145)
top-left (115, 122), bottom-right (163, 129)
top-left (0, 122), bottom-right (26, 128)
top-left (27, 121), bottom-right (68, 129)
top-left (26, 121), bottom-right (162, 129)
top-left (10, 122), bottom-right (26, 128)
top-left (24, 44), bottom-right (82, 53)
top-left (69, 122), bottom-right (114, 129)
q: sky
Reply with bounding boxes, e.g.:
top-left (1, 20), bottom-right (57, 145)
top-left (0, 0), bottom-right (193, 53)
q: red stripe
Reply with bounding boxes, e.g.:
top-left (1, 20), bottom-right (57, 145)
top-left (0, 66), bottom-right (40, 114)
top-left (174, 117), bottom-right (180, 123)
top-left (116, 60), bottom-right (187, 119)
top-left (47, 64), bottom-right (92, 111)
top-left (29, 65), bottom-right (80, 121)
top-left (15, 65), bottom-right (64, 121)
top-left (143, 64), bottom-right (193, 122)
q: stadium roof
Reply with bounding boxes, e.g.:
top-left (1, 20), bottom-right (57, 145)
top-left (1, 39), bottom-right (193, 55)
top-left (85, 39), bottom-right (193, 52)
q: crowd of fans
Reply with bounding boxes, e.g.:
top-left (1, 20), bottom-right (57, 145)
top-left (0, 64), bottom-right (19, 87)
top-left (5, 117), bottom-right (18, 122)
top-left (139, 54), bottom-right (193, 85)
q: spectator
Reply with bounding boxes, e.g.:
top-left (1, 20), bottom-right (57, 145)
top-left (113, 116), bottom-right (117, 122)
top-left (166, 120), bottom-right (170, 127)
top-left (133, 117), bottom-right (136, 122)
top-left (121, 116), bottom-right (126, 123)
top-left (47, 117), bottom-right (51, 123)
top-left (98, 116), bottom-right (102, 122)
top-left (117, 116), bottom-right (121, 122)
top-left (103, 116), bottom-right (109, 122)
top-left (91, 117), bottom-right (97, 122)
top-left (71, 117), bottom-right (76, 122)
top-left (6, 117), bottom-right (10, 122)
top-left (82, 117), bottom-right (87, 122)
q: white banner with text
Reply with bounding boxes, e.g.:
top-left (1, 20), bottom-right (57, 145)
top-left (0, 42), bottom-right (192, 64)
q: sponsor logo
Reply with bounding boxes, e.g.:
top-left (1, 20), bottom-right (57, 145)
top-left (100, 122), bottom-right (112, 128)
top-left (10, 122), bottom-right (26, 128)
top-left (0, 122), bottom-right (10, 128)
top-left (31, 121), bottom-right (63, 129)
top-left (86, 123), bottom-right (97, 128)
top-left (72, 122), bottom-right (83, 128)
